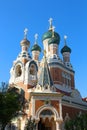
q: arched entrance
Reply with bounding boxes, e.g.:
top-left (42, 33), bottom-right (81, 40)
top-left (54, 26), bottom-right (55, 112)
top-left (38, 117), bottom-right (56, 130)
top-left (35, 105), bottom-right (62, 130)
top-left (38, 109), bottom-right (56, 130)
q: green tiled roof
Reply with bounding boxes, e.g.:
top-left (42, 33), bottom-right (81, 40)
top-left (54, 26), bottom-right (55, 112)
top-left (61, 45), bottom-right (71, 54)
top-left (31, 44), bottom-right (41, 52)
top-left (42, 30), bottom-right (60, 43)
top-left (48, 36), bottom-right (60, 45)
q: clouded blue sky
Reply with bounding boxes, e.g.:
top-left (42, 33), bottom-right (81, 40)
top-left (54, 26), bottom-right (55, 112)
top-left (0, 0), bottom-right (87, 97)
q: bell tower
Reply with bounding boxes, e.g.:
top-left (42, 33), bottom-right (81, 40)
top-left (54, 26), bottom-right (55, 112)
top-left (9, 29), bottom-right (38, 90)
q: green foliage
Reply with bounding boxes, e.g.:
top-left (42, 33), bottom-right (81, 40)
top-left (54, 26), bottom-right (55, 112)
top-left (0, 82), bottom-right (8, 92)
top-left (0, 84), bottom-right (24, 130)
top-left (64, 113), bottom-right (87, 130)
top-left (24, 116), bottom-right (36, 130)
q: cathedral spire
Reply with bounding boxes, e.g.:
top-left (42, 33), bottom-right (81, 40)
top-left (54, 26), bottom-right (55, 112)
top-left (38, 50), bottom-right (53, 88)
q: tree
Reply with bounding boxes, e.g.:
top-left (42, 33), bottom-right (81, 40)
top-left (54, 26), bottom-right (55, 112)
top-left (0, 82), bottom-right (8, 92)
top-left (24, 116), bottom-right (36, 130)
top-left (0, 84), bottom-right (25, 130)
top-left (64, 113), bottom-right (87, 130)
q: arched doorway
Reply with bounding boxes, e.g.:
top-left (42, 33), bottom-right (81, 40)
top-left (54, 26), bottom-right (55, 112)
top-left (38, 117), bottom-right (56, 130)
top-left (38, 109), bottom-right (56, 130)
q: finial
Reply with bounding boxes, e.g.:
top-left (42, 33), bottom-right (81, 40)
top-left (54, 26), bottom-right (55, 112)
top-left (64, 35), bottom-right (67, 46)
top-left (24, 28), bottom-right (28, 39)
top-left (52, 26), bottom-right (55, 37)
top-left (34, 33), bottom-right (38, 44)
top-left (43, 50), bottom-right (46, 58)
top-left (48, 18), bottom-right (53, 30)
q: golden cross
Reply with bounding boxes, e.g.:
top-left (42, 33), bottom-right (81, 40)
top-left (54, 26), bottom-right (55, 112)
top-left (43, 50), bottom-right (46, 57)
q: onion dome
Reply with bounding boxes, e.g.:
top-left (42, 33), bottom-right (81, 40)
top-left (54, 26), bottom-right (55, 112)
top-left (48, 35), bottom-right (60, 45)
top-left (31, 44), bottom-right (41, 52)
top-left (20, 28), bottom-right (30, 47)
top-left (42, 30), bottom-right (60, 42)
top-left (31, 33), bottom-right (41, 52)
top-left (20, 38), bottom-right (30, 46)
top-left (42, 18), bottom-right (60, 44)
top-left (61, 35), bottom-right (71, 54)
top-left (61, 45), bottom-right (71, 54)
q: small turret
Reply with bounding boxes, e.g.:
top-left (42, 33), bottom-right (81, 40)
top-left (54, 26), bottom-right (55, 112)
top-left (48, 26), bottom-right (60, 56)
top-left (31, 34), bottom-right (41, 61)
top-left (16, 28), bottom-right (31, 64)
top-left (61, 35), bottom-right (71, 64)
top-left (20, 28), bottom-right (30, 52)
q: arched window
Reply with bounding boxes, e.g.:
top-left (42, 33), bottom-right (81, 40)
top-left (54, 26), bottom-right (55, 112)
top-left (15, 65), bottom-right (22, 77)
top-left (30, 64), bottom-right (36, 75)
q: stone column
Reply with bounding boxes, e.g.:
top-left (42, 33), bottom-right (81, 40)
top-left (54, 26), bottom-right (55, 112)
top-left (36, 124), bottom-right (38, 130)
top-left (59, 99), bottom-right (62, 120)
top-left (56, 121), bottom-right (61, 130)
top-left (35, 120), bottom-right (39, 130)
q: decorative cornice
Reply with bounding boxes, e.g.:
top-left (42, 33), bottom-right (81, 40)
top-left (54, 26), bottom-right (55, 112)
top-left (48, 61), bottom-right (74, 73)
top-left (29, 92), bottom-right (64, 100)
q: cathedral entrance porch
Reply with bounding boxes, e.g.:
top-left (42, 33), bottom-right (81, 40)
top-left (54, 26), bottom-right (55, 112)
top-left (38, 117), bottom-right (56, 130)
top-left (35, 98), bottom-right (63, 130)
top-left (35, 106), bottom-right (62, 130)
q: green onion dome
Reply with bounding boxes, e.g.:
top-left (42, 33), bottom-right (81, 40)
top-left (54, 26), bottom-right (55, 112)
top-left (48, 36), bottom-right (60, 45)
top-left (61, 45), bottom-right (71, 54)
top-left (31, 44), bottom-right (41, 52)
top-left (20, 38), bottom-right (30, 47)
top-left (42, 30), bottom-right (60, 44)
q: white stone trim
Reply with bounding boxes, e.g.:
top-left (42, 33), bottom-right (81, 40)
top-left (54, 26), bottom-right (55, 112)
top-left (33, 95), bottom-right (61, 100)
top-left (31, 96), bottom-right (35, 117)
top-left (48, 61), bottom-right (74, 74)
top-left (35, 105), bottom-right (60, 121)
top-left (59, 99), bottom-right (63, 120)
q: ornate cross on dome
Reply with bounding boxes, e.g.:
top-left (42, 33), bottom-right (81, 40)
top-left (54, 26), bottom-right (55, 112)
top-left (64, 35), bottom-right (67, 45)
top-left (34, 33), bottom-right (38, 44)
top-left (24, 28), bottom-right (28, 39)
top-left (52, 26), bottom-right (55, 37)
top-left (48, 18), bottom-right (53, 30)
